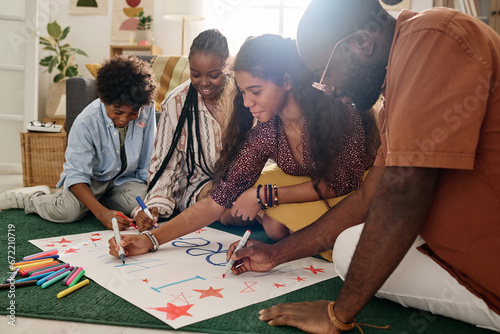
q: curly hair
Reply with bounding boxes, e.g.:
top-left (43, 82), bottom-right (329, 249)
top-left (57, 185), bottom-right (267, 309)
top-left (96, 54), bottom-right (157, 110)
top-left (214, 34), bottom-right (379, 199)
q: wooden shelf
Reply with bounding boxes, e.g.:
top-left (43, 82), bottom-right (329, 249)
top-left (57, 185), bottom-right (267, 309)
top-left (110, 45), bottom-right (162, 58)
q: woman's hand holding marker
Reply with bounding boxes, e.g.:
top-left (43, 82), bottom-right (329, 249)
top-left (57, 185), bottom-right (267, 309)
top-left (134, 197), bottom-right (159, 232)
top-left (108, 233), bottom-right (153, 258)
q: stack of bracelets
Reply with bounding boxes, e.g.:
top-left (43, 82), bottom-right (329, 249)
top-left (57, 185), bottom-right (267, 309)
top-left (256, 184), bottom-right (279, 210)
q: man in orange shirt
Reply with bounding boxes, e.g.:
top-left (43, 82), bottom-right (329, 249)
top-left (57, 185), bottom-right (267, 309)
top-left (227, 1), bottom-right (500, 332)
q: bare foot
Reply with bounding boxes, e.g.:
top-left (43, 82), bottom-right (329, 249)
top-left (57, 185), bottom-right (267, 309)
top-left (259, 300), bottom-right (340, 334)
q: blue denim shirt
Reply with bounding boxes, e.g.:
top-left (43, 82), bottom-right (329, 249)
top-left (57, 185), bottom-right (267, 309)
top-left (57, 98), bottom-right (156, 189)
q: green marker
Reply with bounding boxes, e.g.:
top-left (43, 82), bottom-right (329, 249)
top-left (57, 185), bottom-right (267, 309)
top-left (69, 269), bottom-right (85, 288)
top-left (41, 271), bottom-right (71, 289)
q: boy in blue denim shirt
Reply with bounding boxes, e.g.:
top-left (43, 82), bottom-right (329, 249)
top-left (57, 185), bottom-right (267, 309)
top-left (0, 55), bottom-right (157, 230)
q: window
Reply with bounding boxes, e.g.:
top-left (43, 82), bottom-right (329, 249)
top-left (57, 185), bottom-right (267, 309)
top-left (206, 0), bottom-right (312, 54)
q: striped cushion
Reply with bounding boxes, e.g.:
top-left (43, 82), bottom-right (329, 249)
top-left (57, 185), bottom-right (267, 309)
top-left (151, 55), bottom-right (190, 111)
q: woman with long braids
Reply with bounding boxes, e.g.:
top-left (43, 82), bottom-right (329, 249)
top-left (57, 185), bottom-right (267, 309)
top-left (132, 29), bottom-right (229, 230)
top-left (109, 34), bottom-right (379, 263)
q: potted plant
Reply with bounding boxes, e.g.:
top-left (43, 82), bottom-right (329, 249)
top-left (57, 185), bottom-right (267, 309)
top-left (39, 21), bottom-right (88, 118)
top-left (135, 11), bottom-right (153, 45)
top-left (39, 21), bottom-right (88, 83)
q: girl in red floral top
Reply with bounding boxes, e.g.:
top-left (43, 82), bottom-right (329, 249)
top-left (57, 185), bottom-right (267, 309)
top-left (108, 34), bottom-right (378, 261)
top-left (211, 34), bottom-right (378, 252)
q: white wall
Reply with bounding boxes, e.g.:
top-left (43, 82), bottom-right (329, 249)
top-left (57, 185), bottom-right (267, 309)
top-left (387, 0), bottom-right (434, 17)
top-left (38, 0), bottom-right (206, 120)
top-left (38, 0), bottom-right (435, 120)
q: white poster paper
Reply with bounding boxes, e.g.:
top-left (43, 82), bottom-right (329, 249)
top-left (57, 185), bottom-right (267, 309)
top-left (30, 227), bottom-right (336, 329)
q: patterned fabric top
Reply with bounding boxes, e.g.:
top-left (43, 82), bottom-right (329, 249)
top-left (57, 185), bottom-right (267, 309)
top-left (211, 109), bottom-right (372, 209)
top-left (131, 80), bottom-right (222, 218)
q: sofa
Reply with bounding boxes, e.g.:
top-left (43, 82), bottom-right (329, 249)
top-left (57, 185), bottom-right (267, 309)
top-left (65, 55), bottom-right (190, 136)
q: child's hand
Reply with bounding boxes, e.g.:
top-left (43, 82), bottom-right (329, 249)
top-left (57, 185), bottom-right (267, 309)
top-left (100, 210), bottom-right (130, 230)
top-left (115, 211), bottom-right (137, 229)
top-left (135, 206), bottom-right (159, 232)
top-left (108, 234), bottom-right (153, 257)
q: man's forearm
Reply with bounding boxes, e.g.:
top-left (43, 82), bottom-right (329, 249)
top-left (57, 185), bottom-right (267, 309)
top-left (333, 167), bottom-right (438, 324)
top-left (270, 166), bottom-right (384, 266)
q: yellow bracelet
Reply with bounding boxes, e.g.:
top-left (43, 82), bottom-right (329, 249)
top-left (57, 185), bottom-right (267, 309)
top-left (327, 302), bottom-right (355, 331)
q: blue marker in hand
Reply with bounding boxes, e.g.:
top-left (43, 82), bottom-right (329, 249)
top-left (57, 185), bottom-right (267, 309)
top-left (135, 196), bottom-right (157, 228)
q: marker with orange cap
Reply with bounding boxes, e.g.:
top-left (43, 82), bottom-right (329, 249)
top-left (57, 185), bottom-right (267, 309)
top-left (20, 262), bottom-right (59, 276)
top-left (23, 248), bottom-right (58, 261)
top-left (222, 230), bottom-right (251, 278)
top-left (115, 211), bottom-right (137, 229)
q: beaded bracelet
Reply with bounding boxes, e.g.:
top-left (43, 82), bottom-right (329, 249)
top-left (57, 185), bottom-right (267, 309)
top-left (141, 230), bottom-right (159, 253)
top-left (268, 183), bottom-right (273, 208)
top-left (263, 184), bottom-right (268, 208)
top-left (256, 185), bottom-right (267, 210)
top-left (273, 184), bottom-right (278, 206)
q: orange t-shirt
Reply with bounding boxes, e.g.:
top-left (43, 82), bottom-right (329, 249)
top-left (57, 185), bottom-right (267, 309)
top-left (374, 8), bottom-right (500, 314)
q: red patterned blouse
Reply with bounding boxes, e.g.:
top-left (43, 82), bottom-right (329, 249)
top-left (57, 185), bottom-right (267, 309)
top-left (210, 109), bottom-right (374, 209)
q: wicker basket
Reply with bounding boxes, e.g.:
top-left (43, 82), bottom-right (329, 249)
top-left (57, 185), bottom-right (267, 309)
top-left (20, 132), bottom-right (67, 187)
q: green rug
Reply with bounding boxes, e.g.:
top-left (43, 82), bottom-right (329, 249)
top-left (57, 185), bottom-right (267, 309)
top-left (0, 210), bottom-right (493, 333)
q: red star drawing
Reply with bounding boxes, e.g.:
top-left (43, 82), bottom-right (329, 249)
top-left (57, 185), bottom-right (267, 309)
top-left (147, 303), bottom-right (194, 321)
top-left (142, 278), bottom-right (149, 283)
top-left (61, 245), bottom-right (68, 247)
top-left (273, 283), bottom-right (286, 288)
top-left (303, 265), bottom-right (325, 275)
top-left (291, 276), bottom-right (306, 282)
top-left (81, 243), bottom-right (88, 247)
top-left (193, 286), bottom-right (224, 299)
top-left (64, 248), bottom-right (79, 254)
top-left (194, 228), bottom-right (206, 233)
top-left (90, 237), bottom-right (101, 241)
top-left (45, 244), bottom-right (55, 247)
top-left (56, 238), bottom-right (72, 244)
top-left (91, 233), bottom-right (101, 236)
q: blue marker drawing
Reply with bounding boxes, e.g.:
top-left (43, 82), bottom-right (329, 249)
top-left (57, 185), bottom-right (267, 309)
top-left (253, 265), bottom-right (300, 277)
top-left (171, 237), bottom-right (227, 266)
top-left (151, 275), bottom-right (206, 293)
top-left (114, 259), bottom-right (170, 273)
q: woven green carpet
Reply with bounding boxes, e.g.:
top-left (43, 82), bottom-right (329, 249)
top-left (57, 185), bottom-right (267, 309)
top-left (0, 210), bottom-right (493, 333)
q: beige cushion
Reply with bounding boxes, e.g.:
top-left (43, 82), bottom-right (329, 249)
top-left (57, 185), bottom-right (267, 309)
top-left (85, 63), bottom-right (101, 78)
top-left (151, 56), bottom-right (190, 111)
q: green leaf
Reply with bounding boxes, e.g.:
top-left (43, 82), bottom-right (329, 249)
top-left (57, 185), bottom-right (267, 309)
top-left (65, 66), bottom-right (78, 77)
top-left (47, 21), bottom-right (62, 40)
top-left (39, 55), bottom-right (54, 67)
top-left (47, 55), bottom-right (60, 73)
top-left (39, 36), bottom-right (55, 46)
top-left (74, 48), bottom-right (88, 57)
top-left (60, 27), bottom-right (70, 40)
top-left (42, 46), bottom-right (56, 52)
top-left (54, 73), bottom-right (65, 83)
